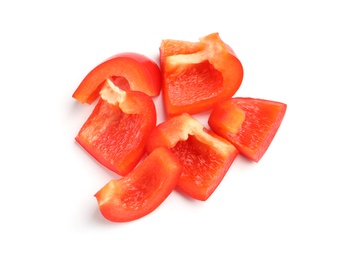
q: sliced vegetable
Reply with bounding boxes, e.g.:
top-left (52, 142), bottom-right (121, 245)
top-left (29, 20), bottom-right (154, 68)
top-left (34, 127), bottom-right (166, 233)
top-left (72, 52), bottom-right (161, 104)
top-left (160, 32), bottom-right (244, 116)
top-left (72, 36), bottom-right (288, 223)
top-left (146, 113), bottom-right (239, 201)
top-left (208, 97), bottom-right (287, 162)
top-left (95, 147), bottom-right (182, 222)
top-left (75, 79), bottom-right (156, 176)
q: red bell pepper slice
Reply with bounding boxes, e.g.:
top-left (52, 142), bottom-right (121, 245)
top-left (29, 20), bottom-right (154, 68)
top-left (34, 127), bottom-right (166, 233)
top-left (75, 79), bottom-right (156, 176)
top-left (146, 113), bottom-right (239, 201)
top-left (72, 52), bottom-right (161, 104)
top-left (160, 32), bottom-right (244, 117)
top-left (208, 97), bottom-right (287, 162)
top-left (95, 147), bottom-right (182, 222)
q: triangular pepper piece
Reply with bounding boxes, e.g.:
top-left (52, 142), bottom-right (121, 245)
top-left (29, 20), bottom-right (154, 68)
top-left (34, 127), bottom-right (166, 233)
top-left (160, 32), bottom-right (244, 117)
top-left (208, 97), bottom-right (287, 162)
top-left (146, 113), bottom-right (239, 201)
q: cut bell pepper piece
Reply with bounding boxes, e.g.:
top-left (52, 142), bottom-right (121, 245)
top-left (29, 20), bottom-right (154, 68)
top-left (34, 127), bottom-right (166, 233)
top-left (160, 32), bottom-right (244, 116)
top-left (95, 147), bottom-right (182, 222)
top-left (75, 79), bottom-right (157, 176)
top-left (208, 97), bottom-right (287, 162)
top-left (146, 113), bottom-right (239, 201)
top-left (72, 52), bottom-right (161, 104)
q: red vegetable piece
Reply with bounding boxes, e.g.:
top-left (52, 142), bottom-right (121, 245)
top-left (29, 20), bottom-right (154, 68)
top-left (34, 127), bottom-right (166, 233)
top-left (72, 52), bottom-right (161, 104)
top-left (146, 113), bottom-right (239, 201)
top-left (75, 79), bottom-right (156, 176)
top-left (160, 32), bottom-right (244, 116)
top-left (208, 97), bottom-right (287, 162)
top-left (95, 147), bottom-right (182, 222)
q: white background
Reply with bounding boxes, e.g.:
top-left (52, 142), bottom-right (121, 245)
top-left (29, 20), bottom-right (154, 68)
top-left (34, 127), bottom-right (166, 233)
top-left (1, 1), bottom-right (349, 259)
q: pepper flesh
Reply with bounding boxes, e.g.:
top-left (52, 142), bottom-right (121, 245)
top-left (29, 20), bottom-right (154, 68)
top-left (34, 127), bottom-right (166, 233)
top-left (95, 147), bottom-right (182, 222)
top-left (208, 97), bottom-right (287, 162)
top-left (160, 32), bottom-right (244, 117)
top-left (75, 79), bottom-right (156, 176)
top-left (146, 113), bottom-right (239, 201)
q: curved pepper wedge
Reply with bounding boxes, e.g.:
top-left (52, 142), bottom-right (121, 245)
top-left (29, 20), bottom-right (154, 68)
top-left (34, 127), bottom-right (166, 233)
top-left (72, 52), bottom-right (161, 104)
top-left (95, 147), bottom-right (182, 222)
top-left (75, 79), bottom-right (156, 176)
top-left (160, 32), bottom-right (244, 116)
top-left (146, 113), bottom-right (239, 201)
top-left (208, 97), bottom-right (287, 162)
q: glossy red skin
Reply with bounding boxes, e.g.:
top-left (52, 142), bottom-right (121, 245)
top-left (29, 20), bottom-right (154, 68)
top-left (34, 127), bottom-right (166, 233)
top-left (95, 147), bottom-right (182, 222)
top-left (160, 33), bottom-right (244, 117)
top-left (75, 80), bottom-right (156, 176)
top-left (208, 97), bottom-right (287, 162)
top-left (72, 52), bottom-right (161, 104)
top-left (146, 113), bottom-right (239, 201)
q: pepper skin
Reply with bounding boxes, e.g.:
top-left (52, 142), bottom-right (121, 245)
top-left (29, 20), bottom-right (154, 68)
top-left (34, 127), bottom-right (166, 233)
top-left (73, 52), bottom-right (161, 104)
